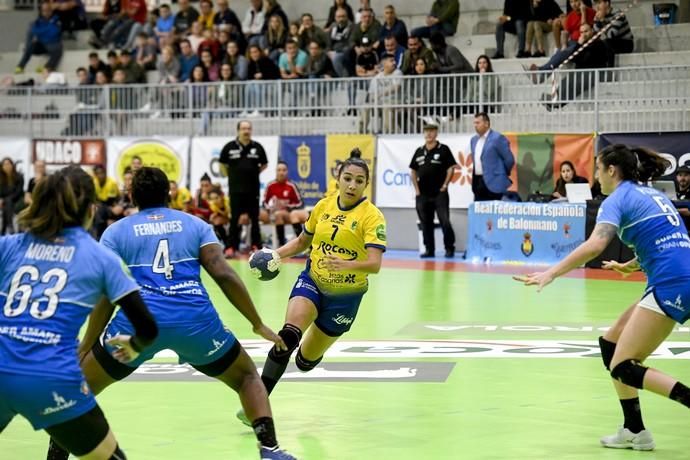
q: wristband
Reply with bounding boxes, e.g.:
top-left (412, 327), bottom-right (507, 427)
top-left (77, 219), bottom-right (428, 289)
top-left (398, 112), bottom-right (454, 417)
top-left (129, 337), bottom-right (143, 353)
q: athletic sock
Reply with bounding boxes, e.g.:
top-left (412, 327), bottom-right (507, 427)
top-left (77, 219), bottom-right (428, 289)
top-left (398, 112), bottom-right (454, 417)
top-left (292, 223), bottom-right (302, 237)
top-left (253, 417), bottom-right (278, 449)
top-left (620, 397), bottom-right (645, 433)
top-left (669, 381), bottom-right (690, 408)
top-left (276, 225), bottom-right (286, 246)
top-left (47, 439), bottom-right (70, 460)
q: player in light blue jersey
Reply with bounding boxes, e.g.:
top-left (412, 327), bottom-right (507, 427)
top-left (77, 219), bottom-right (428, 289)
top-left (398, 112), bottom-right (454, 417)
top-left (517, 145), bottom-right (690, 451)
top-left (0, 166), bottom-right (158, 460)
top-left (47, 167), bottom-right (296, 460)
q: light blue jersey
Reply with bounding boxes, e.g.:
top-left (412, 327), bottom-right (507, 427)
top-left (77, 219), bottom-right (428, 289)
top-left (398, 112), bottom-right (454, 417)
top-left (100, 207), bottom-right (220, 325)
top-left (0, 228), bottom-right (138, 379)
top-left (597, 180), bottom-right (690, 286)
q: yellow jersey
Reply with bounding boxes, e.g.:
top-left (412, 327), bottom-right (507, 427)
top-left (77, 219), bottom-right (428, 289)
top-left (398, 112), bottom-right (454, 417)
top-left (170, 187), bottom-right (192, 210)
top-left (304, 194), bottom-right (386, 295)
top-left (93, 177), bottom-right (119, 203)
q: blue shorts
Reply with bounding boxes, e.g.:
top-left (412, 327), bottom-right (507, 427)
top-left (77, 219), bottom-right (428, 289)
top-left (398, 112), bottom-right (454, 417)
top-left (640, 281), bottom-right (690, 324)
top-left (101, 309), bottom-right (237, 372)
top-left (290, 270), bottom-right (365, 337)
top-left (0, 372), bottom-right (96, 430)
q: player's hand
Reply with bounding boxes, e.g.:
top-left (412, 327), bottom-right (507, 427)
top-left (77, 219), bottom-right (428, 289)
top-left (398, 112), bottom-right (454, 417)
top-left (601, 259), bottom-right (638, 277)
top-left (106, 335), bottom-right (140, 363)
top-left (253, 324), bottom-right (287, 351)
top-left (513, 272), bottom-right (554, 292)
top-left (322, 254), bottom-right (349, 272)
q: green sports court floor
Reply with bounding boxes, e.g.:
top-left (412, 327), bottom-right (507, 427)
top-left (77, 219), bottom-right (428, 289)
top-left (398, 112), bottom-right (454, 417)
top-left (3, 253), bottom-right (690, 459)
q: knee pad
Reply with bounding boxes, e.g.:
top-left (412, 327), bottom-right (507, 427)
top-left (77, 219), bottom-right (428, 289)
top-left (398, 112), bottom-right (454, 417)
top-left (295, 348), bottom-right (323, 372)
top-left (268, 324), bottom-right (302, 363)
top-left (611, 359), bottom-right (648, 389)
top-left (598, 336), bottom-right (616, 371)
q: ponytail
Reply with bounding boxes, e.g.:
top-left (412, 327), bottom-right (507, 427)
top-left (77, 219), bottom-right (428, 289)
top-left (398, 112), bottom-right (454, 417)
top-left (19, 166), bottom-right (96, 240)
top-left (597, 144), bottom-right (669, 183)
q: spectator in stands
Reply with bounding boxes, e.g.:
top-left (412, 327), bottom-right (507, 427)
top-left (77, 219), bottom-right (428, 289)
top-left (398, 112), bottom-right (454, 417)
top-left (466, 54), bottom-right (501, 114)
top-left (401, 35), bottom-right (438, 75)
top-left (347, 8), bottom-right (381, 74)
top-left (677, 164), bottom-right (690, 201)
top-left (189, 173), bottom-right (213, 222)
top-left (243, 0), bottom-right (266, 47)
top-left (207, 185), bottom-right (231, 248)
top-left (169, 180), bottom-right (192, 211)
top-left (360, 54), bottom-right (402, 133)
top-left (305, 40), bottom-right (334, 113)
top-left (298, 13), bottom-right (330, 51)
top-left (110, 68), bottom-right (137, 134)
top-left (526, 0), bottom-right (595, 76)
top-left (262, 14), bottom-right (288, 63)
top-left (566, 0), bottom-right (592, 12)
top-left (214, 0), bottom-right (242, 36)
top-left (49, 0), bottom-right (87, 39)
top-left (355, 0), bottom-right (375, 23)
top-left (155, 3), bottom-right (175, 45)
top-left (470, 112), bottom-right (515, 201)
top-left (594, 0), bottom-right (633, 63)
top-left (133, 32), bottom-right (156, 70)
top-left (174, 0), bottom-right (200, 36)
top-left (553, 0), bottom-right (593, 50)
top-left (115, 49), bottom-right (145, 84)
top-left (109, 168), bottom-right (137, 224)
top-left (260, 160), bottom-right (307, 246)
top-left (263, 0), bottom-right (289, 31)
top-left (378, 4), bottom-right (408, 50)
top-left (16, 2), bottom-right (63, 74)
top-left (381, 35), bottom-right (404, 69)
top-left (200, 49), bottom-right (220, 81)
top-left (407, 58), bottom-right (436, 132)
top-left (245, 44), bottom-right (281, 116)
top-left (76, 66), bottom-right (88, 86)
top-left (87, 51), bottom-right (108, 83)
top-left (24, 159), bottom-right (47, 207)
top-left (89, 0), bottom-right (119, 44)
top-left (179, 39), bottom-right (200, 81)
top-left (541, 23), bottom-right (610, 110)
top-left (526, 0), bottom-right (563, 57)
top-left (217, 62), bottom-right (242, 115)
top-left (493, 0), bottom-right (531, 59)
top-left (288, 20), bottom-right (300, 43)
top-left (95, 0), bottom-right (147, 49)
top-left (91, 164), bottom-right (119, 238)
top-left (223, 40), bottom-right (249, 80)
top-left (198, 27), bottom-right (223, 61)
top-left (325, 0), bottom-right (354, 32)
top-left (197, 0), bottom-right (216, 30)
top-left (279, 38), bottom-right (307, 80)
top-left (355, 36), bottom-right (378, 78)
top-left (551, 160), bottom-right (588, 199)
top-left (327, 7), bottom-right (353, 77)
top-left (106, 49), bottom-right (119, 73)
top-left (123, 5), bottom-right (155, 51)
top-left (0, 158), bottom-right (24, 234)
top-left (130, 155), bottom-right (143, 171)
top-left (157, 45), bottom-right (180, 83)
top-left (430, 32), bottom-right (472, 74)
top-left (188, 21), bottom-right (205, 53)
top-left (410, 0), bottom-right (459, 38)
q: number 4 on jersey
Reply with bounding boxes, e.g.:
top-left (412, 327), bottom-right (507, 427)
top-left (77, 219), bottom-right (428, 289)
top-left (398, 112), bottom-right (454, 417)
top-left (153, 239), bottom-right (174, 280)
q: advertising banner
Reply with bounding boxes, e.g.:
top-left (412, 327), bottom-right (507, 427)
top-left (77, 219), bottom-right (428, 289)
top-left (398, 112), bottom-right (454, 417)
top-left (599, 132), bottom-right (690, 179)
top-left (375, 134), bottom-right (474, 208)
top-left (32, 139), bottom-right (106, 175)
top-left (466, 201), bottom-right (587, 265)
top-left (280, 135), bottom-right (327, 206)
top-left (326, 134), bottom-right (376, 199)
top-left (0, 137), bottom-right (31, 175)
top-left (189, 136), bottom-right (279, 195)
top-left (107, 137), bottom-right (189, 186)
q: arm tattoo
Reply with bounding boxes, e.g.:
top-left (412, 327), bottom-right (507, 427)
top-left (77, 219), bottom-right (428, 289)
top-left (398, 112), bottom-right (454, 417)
top-left (593, 223), bottom-right (617, 242)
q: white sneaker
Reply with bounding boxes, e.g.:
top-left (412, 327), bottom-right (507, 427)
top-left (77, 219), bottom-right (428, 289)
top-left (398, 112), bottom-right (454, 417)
top-left (248, 110), bottom-right (261, 118)
top-left (600, 427), bottom-right (655, 451)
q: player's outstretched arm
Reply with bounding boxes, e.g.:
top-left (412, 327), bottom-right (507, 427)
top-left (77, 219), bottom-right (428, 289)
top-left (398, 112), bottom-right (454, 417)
top-left (516, 223), bottom-right (616, 291)
top-left (79, 296), bottom-right (116, 360)
top-left (602, 257), bottom-right (640, 277)
top-left (200, 243), bottom-right (286, 350)
top-left (275, 231), bottom-right (313, 259)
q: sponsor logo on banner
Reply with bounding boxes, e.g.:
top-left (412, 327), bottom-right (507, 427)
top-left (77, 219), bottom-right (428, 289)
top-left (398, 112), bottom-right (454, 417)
top-left (117, 141), bottom-right (181, 183)
top-left (281, 136), bottom-right (327, 205)
top-left (520, 233), bottom-right (534, 256)
top-left (33, 139), bottom-right (105, 171)
top-left (297, 142), bottom-right (311, 178)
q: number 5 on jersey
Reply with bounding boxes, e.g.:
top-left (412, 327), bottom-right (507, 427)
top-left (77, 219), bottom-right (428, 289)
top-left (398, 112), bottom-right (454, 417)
top-left (153, 239), bottom-right (174, 280)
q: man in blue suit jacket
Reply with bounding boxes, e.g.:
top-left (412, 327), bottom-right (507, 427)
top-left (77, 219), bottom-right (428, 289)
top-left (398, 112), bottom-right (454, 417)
top-left (470, 113), bottom-right (515, 201)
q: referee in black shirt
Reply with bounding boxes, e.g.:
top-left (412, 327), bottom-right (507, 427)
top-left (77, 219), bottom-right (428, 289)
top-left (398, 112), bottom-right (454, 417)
top-left (219, 120), bottom-right (268, 257)
top-left (409, 120), bottom-right (457, 258)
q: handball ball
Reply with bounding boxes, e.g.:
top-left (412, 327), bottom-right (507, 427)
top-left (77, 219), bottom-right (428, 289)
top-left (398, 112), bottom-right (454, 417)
top-left (248, 248), bottom-right (281, 281)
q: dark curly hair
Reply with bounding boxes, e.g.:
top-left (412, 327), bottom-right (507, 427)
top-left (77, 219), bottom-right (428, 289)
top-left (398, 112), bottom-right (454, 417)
top-left (132, 167), bottom-right (170, 209)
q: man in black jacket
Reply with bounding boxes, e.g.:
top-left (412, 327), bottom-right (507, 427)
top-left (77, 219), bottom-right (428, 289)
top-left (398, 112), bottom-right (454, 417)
top-left (493, 0), bottom-right (532, 58)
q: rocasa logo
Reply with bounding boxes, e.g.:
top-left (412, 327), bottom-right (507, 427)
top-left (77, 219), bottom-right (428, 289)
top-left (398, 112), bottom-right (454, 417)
top-left (317, 241), bottom-right (358, 260)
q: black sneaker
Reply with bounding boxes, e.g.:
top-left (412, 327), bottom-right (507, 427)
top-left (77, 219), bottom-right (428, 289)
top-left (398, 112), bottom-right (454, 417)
top-left (444, 249), bottom-right (455, 258)
top-left (491, 52), bottom-right (504, 59)
top-left (420, 251), bottom-right (434, 258)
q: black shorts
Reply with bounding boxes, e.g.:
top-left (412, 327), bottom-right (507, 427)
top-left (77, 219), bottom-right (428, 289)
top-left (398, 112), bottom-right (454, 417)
top-left (45, 405), bottom-right (110, 456)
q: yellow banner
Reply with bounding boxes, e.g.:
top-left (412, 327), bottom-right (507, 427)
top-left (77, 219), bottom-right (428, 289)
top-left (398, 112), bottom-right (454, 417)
top-left (326, 134), bottom-right (376, 199)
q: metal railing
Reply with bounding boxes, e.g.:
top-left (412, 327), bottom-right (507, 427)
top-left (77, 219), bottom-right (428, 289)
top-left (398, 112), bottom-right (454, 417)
top-left (1, 65), bottom-right (688, 138)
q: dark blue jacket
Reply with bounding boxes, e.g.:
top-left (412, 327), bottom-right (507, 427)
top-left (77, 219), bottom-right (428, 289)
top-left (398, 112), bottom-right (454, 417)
top-left (31, 14), bottom-right (62, 44)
